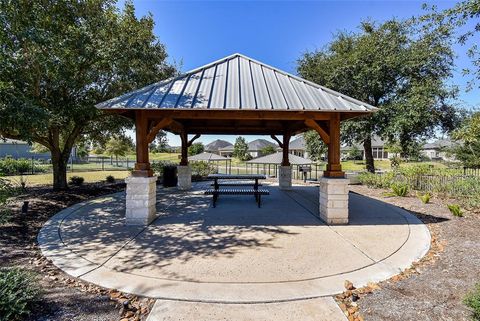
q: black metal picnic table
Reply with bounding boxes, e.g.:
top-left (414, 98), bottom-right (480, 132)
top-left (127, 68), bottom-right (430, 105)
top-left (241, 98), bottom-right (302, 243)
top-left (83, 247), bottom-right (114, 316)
top-left (205, 174), bottom-right (269, 207)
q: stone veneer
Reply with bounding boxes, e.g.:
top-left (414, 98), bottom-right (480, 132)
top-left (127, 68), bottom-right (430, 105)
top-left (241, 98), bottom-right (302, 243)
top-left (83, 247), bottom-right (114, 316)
top-left (319, 177), bottom-right (349, 225)
top-left (278, 166), bottom-right (292, 190)
top-left (125, 176), bottom-right (157, 225)
top-left (177, 165), bottom-right (192, 190)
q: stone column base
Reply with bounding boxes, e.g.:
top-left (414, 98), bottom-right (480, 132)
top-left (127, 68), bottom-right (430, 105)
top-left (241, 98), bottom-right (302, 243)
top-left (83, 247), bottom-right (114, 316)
top-left (319, 177), bottom-right (349, 225)
top-left (278, 166), bottom-right (292, 190)
top-left (177, 165), bottom-right (192, 190)
top-left (125, 176), bottom-right (157, 225)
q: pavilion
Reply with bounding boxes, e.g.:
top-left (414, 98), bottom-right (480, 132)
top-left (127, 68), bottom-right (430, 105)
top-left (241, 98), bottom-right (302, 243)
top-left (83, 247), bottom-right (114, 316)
top-left (188, 152), bottom-right (231, 174)
top-left (96, 53), bottom-right (376, 225)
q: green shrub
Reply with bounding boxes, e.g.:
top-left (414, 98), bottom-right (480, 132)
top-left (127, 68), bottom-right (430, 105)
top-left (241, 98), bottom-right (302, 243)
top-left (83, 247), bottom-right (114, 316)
top-left (358, 172), bottom-right (395, 189)
top-left (447, 204), bottom-right (463, 217)
top-left (190, 161), bottom-right (217, 177)
top-left (0, 158), bottom-right (30, 175)
top-left (390, 156), bottom-right (401, 169)
top-left (417, 192), bottom-right (431, 204)
top-left (150, 161), bottom-right (175, 176)
top-left (0, 178), bottom-right (19, 224)
top-left (386, 183), bottom-right (409, 197)
top-left (69, 175), bottom-right (84, 186)
top-left (105, 175), bottom-right (116, 183)
top-left (0, 267), bottom-right (40, 320)
top-left (464, 283), bottom-right (480, 321)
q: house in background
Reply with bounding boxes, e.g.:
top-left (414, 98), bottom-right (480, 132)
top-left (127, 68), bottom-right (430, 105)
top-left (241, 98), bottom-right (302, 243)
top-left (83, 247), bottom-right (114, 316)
top-left (205, 139), bottom-right (234, 157)
top-left (341, 136), bottom-right (391, 160)
top-left (0, 139), bottom-right (50, 159)
top-left (247, 139), bottom-right (278, 158)
top-left (289, 136), bottom-right (308, 158)
top-left (421, 139), bottom-right (458, 161)
top-left (209, 136), bottom-right (310, 159)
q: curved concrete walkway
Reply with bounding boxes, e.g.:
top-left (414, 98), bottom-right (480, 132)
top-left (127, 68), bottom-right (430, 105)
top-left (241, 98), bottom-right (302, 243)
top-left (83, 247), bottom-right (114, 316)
top-left (38, 182), bottom-right (430, 304)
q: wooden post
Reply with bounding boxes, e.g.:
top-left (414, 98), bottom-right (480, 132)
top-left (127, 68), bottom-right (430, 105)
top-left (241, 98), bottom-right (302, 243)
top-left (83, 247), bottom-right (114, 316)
top-left (179, 131), bottom-right (188, 166)
top-left (324, 114), bottom-right (344, 178)
top-left (282, 132), bottom-right (291, 166)
top-left (133, 110), bottom-right (152, 177)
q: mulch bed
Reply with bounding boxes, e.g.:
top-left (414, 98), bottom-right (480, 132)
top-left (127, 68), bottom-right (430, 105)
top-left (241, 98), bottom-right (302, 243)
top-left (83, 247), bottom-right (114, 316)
top-left (0, 182), bottom-right (154, 321)
top-left (346, 185), bottom-right (480, 321)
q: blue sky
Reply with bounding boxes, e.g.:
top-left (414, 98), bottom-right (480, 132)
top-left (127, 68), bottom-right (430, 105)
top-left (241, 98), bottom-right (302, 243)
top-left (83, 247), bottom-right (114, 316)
top-left (120, 0), bottom-right (479, 146)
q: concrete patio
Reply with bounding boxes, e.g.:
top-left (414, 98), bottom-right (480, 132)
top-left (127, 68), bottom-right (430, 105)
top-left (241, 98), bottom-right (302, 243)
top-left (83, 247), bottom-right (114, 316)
top-left (39, 181), bottom-right (430, 306)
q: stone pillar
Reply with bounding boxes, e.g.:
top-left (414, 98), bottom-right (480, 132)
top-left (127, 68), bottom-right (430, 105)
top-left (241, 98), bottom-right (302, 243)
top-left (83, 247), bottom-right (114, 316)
top-left (177, 165), bottom-right (192, 190)
top-left (125, 176), bottom-right (157, 225)
top-left (319, 177), bottom-right (349, 225)
top-left (278, 165), bottom-right (292, 190)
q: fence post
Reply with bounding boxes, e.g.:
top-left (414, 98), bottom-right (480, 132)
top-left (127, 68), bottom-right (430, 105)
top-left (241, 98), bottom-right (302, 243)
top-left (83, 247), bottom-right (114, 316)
top-left (71, 156), bottom-right (74, 172)
top-left (102, 157), bottom-right (104, 171)
top-left (31, 156), bottom-right (34, 174)
top-left (126, 158), bottom-right (129, 169)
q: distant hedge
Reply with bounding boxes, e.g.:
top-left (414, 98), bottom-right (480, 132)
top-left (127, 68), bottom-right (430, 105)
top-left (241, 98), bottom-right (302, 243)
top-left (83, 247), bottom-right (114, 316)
top-left (0, 157), bottom-right (46, 175)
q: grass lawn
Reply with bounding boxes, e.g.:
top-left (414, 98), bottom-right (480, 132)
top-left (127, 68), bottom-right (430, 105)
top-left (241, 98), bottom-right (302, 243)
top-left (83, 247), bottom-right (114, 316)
top-left (5, 170), bottom-right (130, 186)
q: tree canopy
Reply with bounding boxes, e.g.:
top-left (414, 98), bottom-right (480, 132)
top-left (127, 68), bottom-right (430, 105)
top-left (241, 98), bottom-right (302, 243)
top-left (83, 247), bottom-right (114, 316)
top-left (423, 0), bottom-right (480, 90)
top-left (233, 137), bottom-right (249, 161)
top-left (104, 135), bottom-right (134, 159)
top-left (297, 19), bottom-right (459, 172)
top-left (260, 145), bottom-right (276, 156)
top-left (0, 0), bottom-right (175, 189)
top-left (452, 111), bottom-right (480, 166)
top-left (303, 130), bottom-right (326, 162)
top-left (188, 142), bottom-right (204, 156)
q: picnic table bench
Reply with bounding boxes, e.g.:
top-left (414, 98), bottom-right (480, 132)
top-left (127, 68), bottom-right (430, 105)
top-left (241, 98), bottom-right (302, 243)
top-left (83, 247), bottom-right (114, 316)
top-left (205, 174), bottom-right (269, 208)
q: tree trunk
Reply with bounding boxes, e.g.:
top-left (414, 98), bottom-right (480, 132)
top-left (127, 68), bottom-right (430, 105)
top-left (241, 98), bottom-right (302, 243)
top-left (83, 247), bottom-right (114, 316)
top-left (51, 150), bottom-right (69, 190)
top-left (363, 136), bottom-right (375, 173)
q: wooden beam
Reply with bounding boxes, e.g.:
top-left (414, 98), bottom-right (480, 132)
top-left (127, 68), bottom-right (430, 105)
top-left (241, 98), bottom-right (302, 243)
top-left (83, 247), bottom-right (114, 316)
top-left (187, 134), bottom-right (201, 147)
top-left (282, 132), bottom-right (291, 166)
top-left (270, 135), bottom-right (283, 148)
top-left (126, 109), bottom-right (340, 121)
top-left (324, 114), bottom-right (344, 178)
top-left (133, 110), bottom-right (152, 177)
top-left (146, 118), bottom-right (173, 143)
top-left (304, 119), bottom-right (330, 144)
top-left (179, 131), bottom-right (188, 166)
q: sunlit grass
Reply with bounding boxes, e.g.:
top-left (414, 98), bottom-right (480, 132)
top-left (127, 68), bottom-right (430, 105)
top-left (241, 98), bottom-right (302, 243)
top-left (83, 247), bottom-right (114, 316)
top-left (5, 170), bottom-right (130, 186)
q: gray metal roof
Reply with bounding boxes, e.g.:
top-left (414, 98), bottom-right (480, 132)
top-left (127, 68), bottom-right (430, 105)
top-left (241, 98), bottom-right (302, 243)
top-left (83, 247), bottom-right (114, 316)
top-left (96, 53), bottom-right (377, 112)
top-left (289, 136), bottom-right (305, 150)
top-left (205, 139), bottom-right (233, 152)
top-left (247, 139), bottom-right (278, 151)
top-left (422, 139), bottom-right (457, 150)
top-left (246, 152), bottom-right (312, 165)
top-left (188, 152), bottom-right (229, 162)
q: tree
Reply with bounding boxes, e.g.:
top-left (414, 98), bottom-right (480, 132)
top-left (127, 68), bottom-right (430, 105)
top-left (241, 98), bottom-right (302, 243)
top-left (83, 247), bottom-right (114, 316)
top-left (303, 130), bottom-right (327, 162)
top-left (297, 19), bottom-right (459, 172)
top-left (0, 1), bottom-right (175, 189)
top-left (347, 146), bottom-right (362, 161)
top-left (233, 137), bottom-right (249, 161)
top-left (260, 145), bottom-right (276, 156)
top-left (452, 112), bottom-right (480, 166)
top-left (188, 142), bottom-right (204, 156)
top-left (424, 0), bottom-right (480, 90)
top-left (154, 131), bottom-right (169, 152)
top-left (104, 135), bottom-right (134, 161)
top-left (31, 143), bottom-right (49, 154)
top-left (75, 142), bottom-right (90, 159)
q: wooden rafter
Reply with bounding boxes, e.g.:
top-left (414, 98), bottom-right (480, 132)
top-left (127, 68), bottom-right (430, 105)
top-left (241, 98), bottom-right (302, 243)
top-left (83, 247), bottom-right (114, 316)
top-left (146, 118), bottom-right (173, 143)
top-left (304, 119), bottom-right (330, 144)
top-left (187, 134), bottom-right (201, 147)
top-left (270, 135), bottom-right (284, 148)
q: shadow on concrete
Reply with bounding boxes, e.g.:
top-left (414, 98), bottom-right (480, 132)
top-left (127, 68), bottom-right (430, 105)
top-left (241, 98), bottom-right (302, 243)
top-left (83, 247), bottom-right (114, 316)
top-left (288, 186), bottom-right (448, 226)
